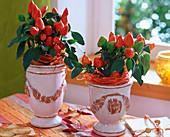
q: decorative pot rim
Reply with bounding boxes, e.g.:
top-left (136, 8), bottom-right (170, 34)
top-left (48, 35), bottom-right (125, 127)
top-left (87, 79), bottom-right (133, 89)
top-left (29, 63), bottom-right (65, 69)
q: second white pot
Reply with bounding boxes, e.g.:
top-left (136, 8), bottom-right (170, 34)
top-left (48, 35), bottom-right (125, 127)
top-left (87, 80), bottom-right (133, 136)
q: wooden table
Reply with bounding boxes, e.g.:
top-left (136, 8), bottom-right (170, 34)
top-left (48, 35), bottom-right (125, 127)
top-left (0, 93), bottom-right (134, 136)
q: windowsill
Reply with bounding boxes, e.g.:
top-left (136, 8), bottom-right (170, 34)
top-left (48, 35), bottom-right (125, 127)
top-left (66, 54), bottom-right (170, 101)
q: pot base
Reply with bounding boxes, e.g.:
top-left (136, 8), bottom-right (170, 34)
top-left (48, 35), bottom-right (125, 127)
top-left (93, 121), bottom-right (125, 136)
top-left (30, 115), bottom-right (62, 128)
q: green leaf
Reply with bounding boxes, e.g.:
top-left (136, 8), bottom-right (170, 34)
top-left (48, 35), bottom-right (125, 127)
top-left (143, 45), bottom-right (150, 53)
top-left (71, 47), bottom-right (76, 53)
top-left (141, 55), bottom-right (150, 75)
top-left (94, 50), bottom-right (102, 55)
top-left (111, 59), bottom-right (125, 72)
top-left (18, 35), bottom-right (30, 43)
top-left (18, 14), bottom-right (25, 22)
top-left (30, 18), bottom-right (35, 25)
top-left (45, 12), bottom-right (58, 19)
top-left (126, 58), bottom-right (133, 71)
top-left (119, 67), bottom-right (124, 76)
top-left (33, 47), bottom-right (42, 62)
top-left (68, 39), bottom-right (77, 44)
top-left (68, 23), bottom-right (71, 32)
top-left (7, 37), bottom-right (18, 48)
top-left (132, 63), bottom-right (143, 86)
top-left (97, 36), bottom-right (107, 47)
top-left (71, 67), bottom-right (83, 79)
top-left (64, 57), bottom-right (74, 69)
top-left (71, 60), bottom-right (84, 68)
top-left (144, 54), bottom-right (150, 61)
top-left (107, 41), bottom-right (115, 51)
top-left (41, 45), bottom-right (49, 51)
top-left (71, 31), bottom-right (85, 45)
top-left (17, 24), bottom-right (24, 36)
top-left (16, 41), bottom-right (26, 60)
top-left (102, 51), bottom-right (111, 61)
top-left (49, 48), bottom-right (56, 58)
top-left (111, 51), bottom-right (117, 59)
top-left (133, 41), bottom-right (144, 54)
top-left (68, 50), bottom-right (78, 62)
top-left (23, 48), bottom-right (34, 71)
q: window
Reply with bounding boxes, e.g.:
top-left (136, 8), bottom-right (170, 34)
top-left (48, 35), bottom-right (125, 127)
top-left (55, 0), bottom-right (170, 61)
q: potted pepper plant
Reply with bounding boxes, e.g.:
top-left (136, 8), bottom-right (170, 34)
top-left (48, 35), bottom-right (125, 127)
top-left (8, 0), bottom-right (84, 128)
top-left (65, 32), bottom-right (155, 136)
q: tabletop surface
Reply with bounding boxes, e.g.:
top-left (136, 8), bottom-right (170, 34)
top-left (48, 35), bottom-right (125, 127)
top-left (0, 93), bottom-right (134, 137)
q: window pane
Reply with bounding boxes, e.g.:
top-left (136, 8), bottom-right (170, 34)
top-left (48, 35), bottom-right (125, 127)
top-left (115, 0), bottom-right (170, 43)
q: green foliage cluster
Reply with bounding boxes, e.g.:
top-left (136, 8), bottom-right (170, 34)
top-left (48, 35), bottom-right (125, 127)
top-left (8, 12), bottom-right (84, 70)
top-left (67, 34), bottom-right (151, 86)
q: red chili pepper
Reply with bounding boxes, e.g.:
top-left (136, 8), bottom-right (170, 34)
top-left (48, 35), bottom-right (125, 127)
top-left (115, 35), bottom-right (124, 47)
top-left (32, 4), bottom-right (39, 20)
top-left (30, 27), bottom-right (39, 36)
top-left (62, 118), bottom-right (73, 124)
top-left (108, 32), bottom-right (116, 43)
top-left (60, 25), bottom-right (68, 36)
top-left (52, 7), bottom-right (58, 13)
top-left (63, 128), bottom-right (78, 133)
top-left (61, 16), bottom-right (68, 26)
top-left (136, 33), bottom-right (146, 45)
top-left (61, 7), bottom-right (68, 19)
top-left (35, 9), bottom-right (42, 20)
top-left (124, 32), bottom-right (134, 47)
top-left (77, 110), bottom-right (92, 115)
top-left (28, 0), bottom-right (34, 14)
top-left (41, 6), bottom-right (48, 16)
top-left (54, 21), bottom-right (64, 32)
top-left (35, 17), bottom-right (45, 30)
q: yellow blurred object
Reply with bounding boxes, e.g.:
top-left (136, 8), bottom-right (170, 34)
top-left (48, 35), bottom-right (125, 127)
top-left (155, 50), bottom-right (170, 84)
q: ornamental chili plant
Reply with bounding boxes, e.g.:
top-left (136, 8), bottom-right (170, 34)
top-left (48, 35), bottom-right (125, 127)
top-left (67, 32), bottom-right (156, 86)
top-left (8, 0), bottom-right (84, 71)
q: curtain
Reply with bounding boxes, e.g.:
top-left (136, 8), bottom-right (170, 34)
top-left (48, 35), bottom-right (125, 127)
top-left (0, 0), bottom-right (51, 98)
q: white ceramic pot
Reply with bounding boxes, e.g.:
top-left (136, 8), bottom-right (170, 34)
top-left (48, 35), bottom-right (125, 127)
top-left (25, 64), bottom-right (67, 128)
top-left (87, 80), bottom-right (133, 136)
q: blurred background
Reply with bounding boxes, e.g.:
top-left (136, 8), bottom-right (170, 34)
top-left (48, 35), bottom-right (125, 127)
top-left (115, 0), bottom-right (170, 44)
